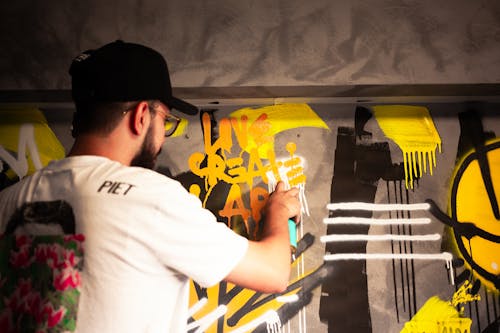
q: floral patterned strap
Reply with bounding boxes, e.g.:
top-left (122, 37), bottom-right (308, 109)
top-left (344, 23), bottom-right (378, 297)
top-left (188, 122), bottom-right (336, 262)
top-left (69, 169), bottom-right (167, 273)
top-left (0, 234), bottom-right (85, 333)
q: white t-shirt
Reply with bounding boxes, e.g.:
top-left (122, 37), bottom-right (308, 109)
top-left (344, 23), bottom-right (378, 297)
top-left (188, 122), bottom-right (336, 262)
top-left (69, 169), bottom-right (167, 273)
top-left (0, 156), bottom-right (248, 333)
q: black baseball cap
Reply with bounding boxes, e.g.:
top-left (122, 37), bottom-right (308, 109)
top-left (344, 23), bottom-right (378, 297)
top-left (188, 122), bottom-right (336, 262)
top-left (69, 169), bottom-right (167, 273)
top-left (69, 40), bottom-right (198, 115)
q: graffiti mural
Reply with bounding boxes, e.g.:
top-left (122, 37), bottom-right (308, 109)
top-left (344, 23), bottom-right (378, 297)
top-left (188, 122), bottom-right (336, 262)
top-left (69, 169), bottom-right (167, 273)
top-left (316, 104), bottom-right (499, 333)
top-left (0, 108), bottom-right (65, 191)
top-left (175, 104), bottom-right (332, 332)
top-left (1, 101), bottom-right (499, 332)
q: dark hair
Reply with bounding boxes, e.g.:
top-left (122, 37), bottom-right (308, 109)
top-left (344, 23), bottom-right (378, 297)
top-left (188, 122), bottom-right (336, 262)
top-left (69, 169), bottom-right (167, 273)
top-left (71, 100), bottom-right (159, 137)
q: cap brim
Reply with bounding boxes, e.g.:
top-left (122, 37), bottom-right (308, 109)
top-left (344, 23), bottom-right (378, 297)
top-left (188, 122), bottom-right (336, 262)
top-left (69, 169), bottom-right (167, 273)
top-left (168, 96), bottom-right (199, 115)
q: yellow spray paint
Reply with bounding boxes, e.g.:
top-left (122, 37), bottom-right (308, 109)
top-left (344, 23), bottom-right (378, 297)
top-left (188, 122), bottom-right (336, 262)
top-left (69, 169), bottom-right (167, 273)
top-left (0, 108), bottom-right (65, 180)
top-left (230, 103), bottom-right (329, 159)
top-left (450, 280), bottom-right (481, 309)
top-left (401, 290), bottom-right (476, 333)
top-left (372, 105), bottom-right (442, 189)
top-left (448, 138), bottom-right (500, 291)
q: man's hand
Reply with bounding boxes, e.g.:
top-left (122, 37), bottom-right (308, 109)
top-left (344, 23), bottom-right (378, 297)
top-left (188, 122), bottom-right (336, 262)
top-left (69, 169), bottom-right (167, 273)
top-left (266, 181), bottom-right (301, 223)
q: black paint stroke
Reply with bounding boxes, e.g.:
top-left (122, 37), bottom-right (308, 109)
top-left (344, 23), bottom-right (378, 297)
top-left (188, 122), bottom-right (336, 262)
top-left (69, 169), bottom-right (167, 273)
top-left (458, 109), bottom-right (499, 219)
top-left (295, 232), bottom-right (315, 258)
top-left (384, 177), bottom-right (418, 321)
top-left (427, 197), bottom-right (500, 291)
top-left (382, 160), bottom-right (421, 323)
top-left (427, 199), bottom-right (500, 243)
top-left (455, 268), bottom-right (472, 286)
top-left (249, 264), bottom-right (335, 333)
top-left (394, 181), bottom-right (407, 313)
top-left (404, 186), bottom-right (418, 317)
top-left (493, 292), bottom-right (499, 329)
top-left (482, 316), bottom-right (500, 333)
top-left (386, 181), bottom-right (401, 322)
top-left (187, 233), bottom-right (327, 333)
top-left (0, 164), bottom-right (19, 192)
top-left (320, 112), bottom-right (394, 332)
top-left (485, 285), bottom-right (492, 323)
top-left (354, 106), bottom-right (372, 139)
top-left (224, 234), bottom-right (319, 326)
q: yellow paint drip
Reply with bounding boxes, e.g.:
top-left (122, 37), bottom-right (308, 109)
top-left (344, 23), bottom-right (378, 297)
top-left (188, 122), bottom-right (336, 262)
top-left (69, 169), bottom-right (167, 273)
top-left (451, 280), bottom-right (481, 308)
top-left (401, 296), bottom-right (472, 333)
top-left (230, 103), bottom-right (329, 159)
top-left (373, 105), bottom-right (441, 189)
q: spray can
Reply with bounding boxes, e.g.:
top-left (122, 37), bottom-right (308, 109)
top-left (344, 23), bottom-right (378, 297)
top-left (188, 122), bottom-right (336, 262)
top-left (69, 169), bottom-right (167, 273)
top-left (289, 219), bottom-right (297, 260)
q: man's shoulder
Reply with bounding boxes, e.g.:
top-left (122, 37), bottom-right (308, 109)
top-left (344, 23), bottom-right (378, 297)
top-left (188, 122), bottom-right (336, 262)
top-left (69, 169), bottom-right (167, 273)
top-left (51, 156), bottom-right (167, 182)
top-left (78, 159), bottom-right (184, 196)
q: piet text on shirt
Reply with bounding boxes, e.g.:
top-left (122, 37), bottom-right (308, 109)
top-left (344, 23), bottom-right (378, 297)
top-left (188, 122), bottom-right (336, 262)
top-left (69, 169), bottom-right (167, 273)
top-left (97, 180), bottom-right (136, 195)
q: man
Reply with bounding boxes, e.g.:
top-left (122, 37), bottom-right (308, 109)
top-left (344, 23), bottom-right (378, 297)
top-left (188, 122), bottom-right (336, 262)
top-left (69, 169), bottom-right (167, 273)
top-left (0, 40), bottom-right (300, 332)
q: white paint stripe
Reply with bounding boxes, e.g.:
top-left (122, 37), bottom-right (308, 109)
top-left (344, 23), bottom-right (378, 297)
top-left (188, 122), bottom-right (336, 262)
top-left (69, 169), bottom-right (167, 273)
top-left (187, 297), bottom-right (208, 318)
top-left (228, 309), bottom-right (281, 333)
top-left (299, 183), bottom-right (310, 216)
top-left (276, 294), bottom-right (299, 303)
top-left (323, 252), bottom-right (455, 285)
top-left (187, 305), bottom-right (227, 333)
top-left (326, 202), bottom-right (430, 211)
top-left (0, 124), bottom-right (43, 178)
top-left (323, 217), bottom-right (431, 225)
top-left (320, 233), bottom-right (441, 243)
top-left (323, 252), bottom-right (452, 261)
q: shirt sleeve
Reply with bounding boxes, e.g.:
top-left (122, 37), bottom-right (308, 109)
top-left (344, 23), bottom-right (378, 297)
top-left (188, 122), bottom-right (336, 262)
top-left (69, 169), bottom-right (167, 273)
top-left (139, 179), bottom-right (248, 288)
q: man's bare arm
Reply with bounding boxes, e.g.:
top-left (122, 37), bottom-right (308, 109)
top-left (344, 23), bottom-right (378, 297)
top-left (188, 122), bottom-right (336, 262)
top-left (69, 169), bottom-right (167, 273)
top-left (224, 181), bottom-right (301, 293)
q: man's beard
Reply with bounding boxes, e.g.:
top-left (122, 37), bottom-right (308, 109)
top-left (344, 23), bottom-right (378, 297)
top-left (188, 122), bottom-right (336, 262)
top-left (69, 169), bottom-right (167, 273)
top-left (130, 126), bottom-right (161, 170)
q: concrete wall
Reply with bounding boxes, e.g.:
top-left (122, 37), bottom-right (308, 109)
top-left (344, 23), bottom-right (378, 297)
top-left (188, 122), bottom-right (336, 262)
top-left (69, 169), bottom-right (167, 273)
top-left (1, 1), bottom-right (500, 332)
top-left (1, 0), bottom-right (500, 91)
top-left (2, 101), bottom-right (500, 332)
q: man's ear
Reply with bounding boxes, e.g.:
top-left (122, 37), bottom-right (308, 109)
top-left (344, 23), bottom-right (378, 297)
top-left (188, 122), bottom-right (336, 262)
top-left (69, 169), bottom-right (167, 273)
top-left (130, 101), bottom-right (150, 136)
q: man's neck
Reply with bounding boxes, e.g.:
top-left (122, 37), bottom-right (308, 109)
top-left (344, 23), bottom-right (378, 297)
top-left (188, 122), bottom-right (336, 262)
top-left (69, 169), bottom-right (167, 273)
top-left (68, 134), bottom-right (134, 166)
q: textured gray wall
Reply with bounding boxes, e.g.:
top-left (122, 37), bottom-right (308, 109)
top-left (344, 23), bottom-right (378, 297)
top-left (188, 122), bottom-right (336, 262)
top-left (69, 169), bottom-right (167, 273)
top-left (1, 1), bottom-right (500, 332)
top-left (1, 0), bottom-right (500, 91)
top-left (35, 101), bottom-right (500, 333)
